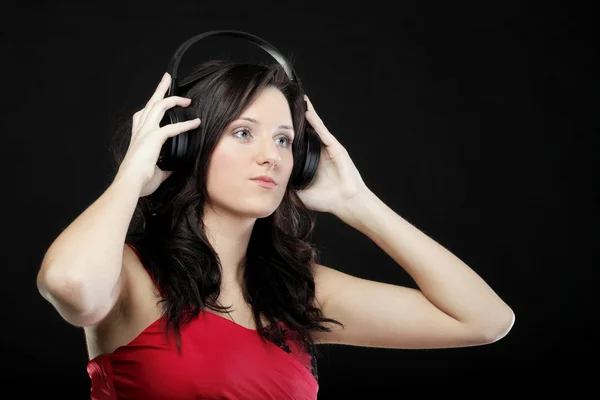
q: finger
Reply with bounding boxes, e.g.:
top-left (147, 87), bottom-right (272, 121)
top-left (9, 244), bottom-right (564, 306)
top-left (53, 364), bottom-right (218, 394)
top-left (147, 73), bottom-right (171, 107)
top-left (159, 117), bottom-right (201, 139)
top-left (304, 95), bottom-right (338, 148)
top-left (143, 96), bottom-right (192, 128)
top-left (140, 73), bottom-right (172, 126)
top-left (304, 95), bottom-right (325, 126)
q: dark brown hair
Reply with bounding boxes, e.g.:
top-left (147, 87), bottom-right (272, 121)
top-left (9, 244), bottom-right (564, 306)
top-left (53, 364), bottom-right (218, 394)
top-left (107, 59), bottom-right (344, 363)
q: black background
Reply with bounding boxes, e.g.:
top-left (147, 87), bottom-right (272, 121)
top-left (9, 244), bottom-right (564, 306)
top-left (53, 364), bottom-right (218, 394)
top-left (3, 1), bottom-right (597, 398)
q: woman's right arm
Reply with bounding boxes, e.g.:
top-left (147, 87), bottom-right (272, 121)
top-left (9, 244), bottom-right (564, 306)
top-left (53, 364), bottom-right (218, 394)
top-left (37, 173), bottom-right (143, 328)
top-left (37, 72), bottom-right (200, 328)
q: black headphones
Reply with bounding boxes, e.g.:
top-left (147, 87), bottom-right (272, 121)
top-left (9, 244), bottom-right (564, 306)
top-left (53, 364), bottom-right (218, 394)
top-left (156, 30), bottom-right (321, 190)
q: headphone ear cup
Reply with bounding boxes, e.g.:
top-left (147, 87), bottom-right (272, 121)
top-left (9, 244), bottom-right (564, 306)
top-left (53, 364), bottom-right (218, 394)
top-left (158, 106), bottom-right (193, 171)
top-left (292, 125), bottom-right (321, 190)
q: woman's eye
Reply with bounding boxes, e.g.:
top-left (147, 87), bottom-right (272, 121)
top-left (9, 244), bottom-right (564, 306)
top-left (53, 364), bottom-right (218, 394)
top-left (234, 129), bottom-right (251, 139)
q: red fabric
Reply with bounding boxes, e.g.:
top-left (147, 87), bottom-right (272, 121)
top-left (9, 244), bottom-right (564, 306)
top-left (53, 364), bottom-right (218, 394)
top-left (85, 244), bottom-right (319, 400)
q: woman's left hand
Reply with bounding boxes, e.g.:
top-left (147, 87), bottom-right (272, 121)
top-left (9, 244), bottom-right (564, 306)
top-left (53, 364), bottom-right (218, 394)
top-left (297, 95), bottom-right (370, 215)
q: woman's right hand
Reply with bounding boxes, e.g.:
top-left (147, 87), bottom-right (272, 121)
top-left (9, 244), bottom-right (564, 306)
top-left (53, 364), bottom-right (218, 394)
top-left (115, 72), bottom-right (201, 198)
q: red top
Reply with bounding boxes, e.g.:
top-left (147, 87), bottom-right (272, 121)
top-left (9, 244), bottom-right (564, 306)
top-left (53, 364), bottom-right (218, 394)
top-left (85, 244), bottom-right (319, 400)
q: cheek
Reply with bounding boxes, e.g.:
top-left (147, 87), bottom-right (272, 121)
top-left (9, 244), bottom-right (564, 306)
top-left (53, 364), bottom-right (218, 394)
top-left (282, 153), bottom-right (295, 179)
top-left (215, 155), bottom-right (236, 175)
top-left (209, 150), bottom-right (244, 180)
top-left (206, 150), bottom-right (244, 202)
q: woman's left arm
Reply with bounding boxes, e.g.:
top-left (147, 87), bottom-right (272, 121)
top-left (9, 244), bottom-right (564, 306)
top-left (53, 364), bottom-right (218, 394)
top-left (299, 95), bottom-right (514, 348)
top-left (337, 188), bottom-right (515, 339)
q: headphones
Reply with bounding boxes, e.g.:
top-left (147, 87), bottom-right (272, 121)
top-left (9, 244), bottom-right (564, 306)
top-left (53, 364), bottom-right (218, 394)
top-left (156, 30), bottom-right (321, 190)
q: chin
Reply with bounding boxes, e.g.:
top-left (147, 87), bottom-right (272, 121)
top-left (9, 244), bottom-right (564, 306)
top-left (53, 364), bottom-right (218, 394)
top-left (221, 201), bottom-right (277, 219)
top-left (247, 206), bottom-right (278, 219)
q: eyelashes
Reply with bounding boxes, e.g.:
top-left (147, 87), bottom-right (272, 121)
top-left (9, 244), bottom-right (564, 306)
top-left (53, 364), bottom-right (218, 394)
top-left (232, 127), bottom-right (294, 148)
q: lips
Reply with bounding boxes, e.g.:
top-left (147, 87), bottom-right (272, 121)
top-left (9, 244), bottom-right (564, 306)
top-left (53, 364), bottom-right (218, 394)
top-left (251, 176), bottom-right (277, 189)
top-left (250, 175), bottom-right (277, 185)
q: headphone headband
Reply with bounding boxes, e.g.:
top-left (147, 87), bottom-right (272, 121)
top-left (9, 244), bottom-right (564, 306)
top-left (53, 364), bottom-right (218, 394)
top-left (165, 30), bottom-right (302, 96)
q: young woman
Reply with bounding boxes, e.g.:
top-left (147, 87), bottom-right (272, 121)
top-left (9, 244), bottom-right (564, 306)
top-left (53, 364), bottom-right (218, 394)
top-left (37, 60), bottom-right (514, 400)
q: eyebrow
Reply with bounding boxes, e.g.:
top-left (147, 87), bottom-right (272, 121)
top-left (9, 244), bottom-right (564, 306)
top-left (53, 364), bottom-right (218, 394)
top-left (238, 117), bottom-right (294, 132)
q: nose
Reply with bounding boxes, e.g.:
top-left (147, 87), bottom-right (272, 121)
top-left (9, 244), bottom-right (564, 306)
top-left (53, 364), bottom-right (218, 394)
top-left (255, 136), bottom-right (282, 167)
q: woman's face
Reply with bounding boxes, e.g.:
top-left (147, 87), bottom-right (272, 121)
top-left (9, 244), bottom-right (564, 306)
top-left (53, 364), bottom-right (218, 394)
top-left (205, 86), bottom-right (296, 218)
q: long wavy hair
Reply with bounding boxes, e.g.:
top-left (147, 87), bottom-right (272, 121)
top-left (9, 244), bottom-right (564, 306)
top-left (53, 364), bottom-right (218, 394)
top-left (107, 59), bottom-right (344, 360)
